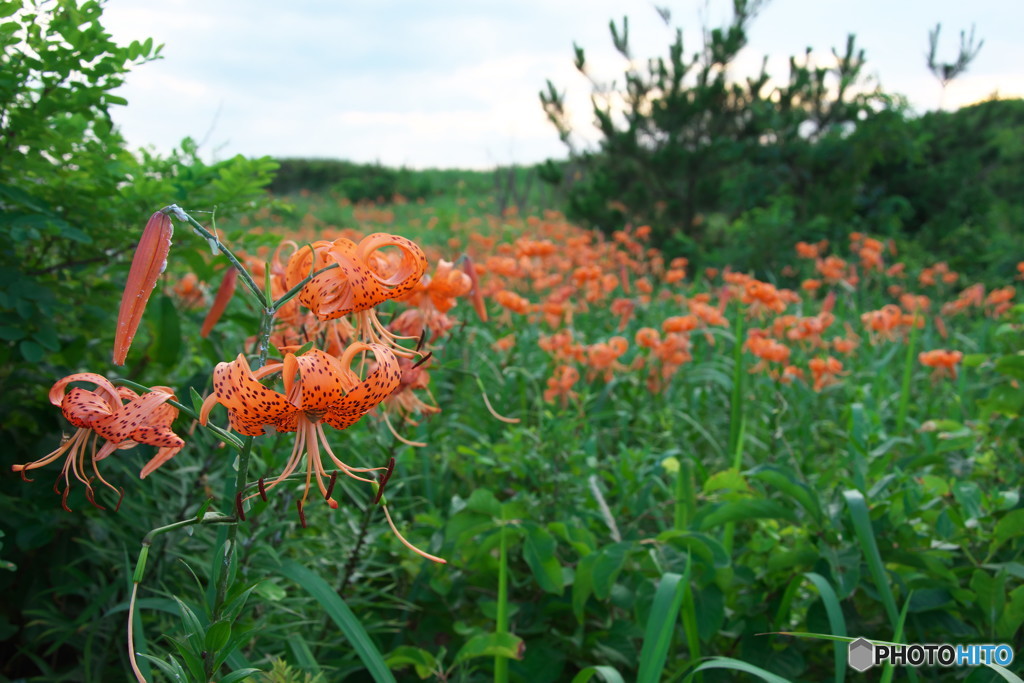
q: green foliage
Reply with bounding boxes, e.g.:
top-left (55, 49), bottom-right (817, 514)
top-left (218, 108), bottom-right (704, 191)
top-left (539, 5), bottom-right (1023, 281)
top-left (541, 3), bottom-right (890, 261)
top-left (0, 0), bottom-right (278, 445)
top-left (0, 2), bottom-right (277, 679)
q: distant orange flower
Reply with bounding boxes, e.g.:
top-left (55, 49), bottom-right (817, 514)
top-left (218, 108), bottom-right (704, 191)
top-left (635, 327), bottom-right (660, 349)
top-left (919, 349), bottom-right (963, 380)
top-left (492, 334), bottom-right (516, 353)
top-left (795, 241), bottom-right (820, 259)
top-left (809, 356), bottom-right (845, 391)
top-left (801, 279), bottom-right (822, 293)
top-left (544, 365), bottom-right (579, 406)
top-left (985, 286), bottom-right (1015, 317)
top-left (495, 290), bottom-right (531, 315)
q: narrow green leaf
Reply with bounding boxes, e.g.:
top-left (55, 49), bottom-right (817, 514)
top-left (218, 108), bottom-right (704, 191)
top-left (750, 466), bottom-right (822, 523)
top-left (278, 560), bottom-right (395, 682)
top-left (385, 646), bottom-right (437, 679)
top-left (686, 657), bottom-right (789, 683)
top-left (287, 631), bottom-right (321, 674)
top-left (592, 542), bottom-right (631, 600)
top-left (220, 668), bottom-right (264, 683)
top-left (204, 619), bottom-right (232, 653)
top-left (844, 490), bottom-right (899, 628)
top-left (804, 572), bottom-right (847, 683)
top-left (573, 552), bottom-right (599, 622)
top-left (134, 652), bottom-right (189, 680)
top-left (698, 499), bottom-right (797, 530)
top-left (637, 571), bottom-right (687, 683)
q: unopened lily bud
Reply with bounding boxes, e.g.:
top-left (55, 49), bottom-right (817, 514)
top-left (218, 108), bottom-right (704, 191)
top-left (113, 211), bottom-right (173, 365)
top-left (200, 267), bottom-right (238, 338)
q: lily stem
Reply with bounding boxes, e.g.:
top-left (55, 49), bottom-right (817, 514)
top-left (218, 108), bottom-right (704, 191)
top-left (163, 205), bottom-right (265, 304)
top-left (129, 513), bottom-right (236, 683)
top-left (494, 513), bottom-right (509, 683)
top-left (204, 289), bottom-right (275, 680)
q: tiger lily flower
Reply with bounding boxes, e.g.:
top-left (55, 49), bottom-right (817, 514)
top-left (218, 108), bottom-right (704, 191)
top-left (286, 234), bottom-right (428, 355)
top-left (114, 211), bottom-right (173, 365)
top-left (199, 345), bottom-right (445, 563)
top-left (12, 374), bottom-right (183, 510)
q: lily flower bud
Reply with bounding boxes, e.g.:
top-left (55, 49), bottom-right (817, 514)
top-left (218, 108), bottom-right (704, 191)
top-left (113, 211), bottom-right (173, 365)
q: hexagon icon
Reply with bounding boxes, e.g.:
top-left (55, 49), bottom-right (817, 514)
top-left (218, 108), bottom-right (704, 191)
top-left (849, 638), bottom-right (875, 672)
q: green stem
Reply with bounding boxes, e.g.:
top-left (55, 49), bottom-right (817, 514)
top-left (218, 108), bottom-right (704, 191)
top-left (674, 458), bottom-right (695, 531)
top-left (161, 204), bottom-right (264, 304)
top-left (495, 517), bottom-right (509, 683)
top-left (895, 316), bottom-right (920, 435)
top-left (203, 301), bottom-right (276, 679)
top-left (128, 513), bottom-right (236, 682)
top-left (728, 310), bottom-right (746, 465)
top-left (724, 310), bottom-right (746, 555)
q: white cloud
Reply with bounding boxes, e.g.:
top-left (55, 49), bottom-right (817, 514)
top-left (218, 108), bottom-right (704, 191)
top-left (100, 0), bottom-right (1024, 168)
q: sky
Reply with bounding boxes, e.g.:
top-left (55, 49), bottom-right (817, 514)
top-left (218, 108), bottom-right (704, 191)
top-left (101, 0), bottom-right (1023, 170)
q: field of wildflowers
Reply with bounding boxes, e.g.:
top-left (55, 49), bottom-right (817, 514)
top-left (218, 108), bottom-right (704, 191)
top-left (5, 185), bottom-right (1022, 682)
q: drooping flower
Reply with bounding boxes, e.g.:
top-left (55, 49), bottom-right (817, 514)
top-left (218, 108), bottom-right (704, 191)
top-left (199, 345), bottom-right (444, 562)
top-left (12, 373), bottom-right (183, 510)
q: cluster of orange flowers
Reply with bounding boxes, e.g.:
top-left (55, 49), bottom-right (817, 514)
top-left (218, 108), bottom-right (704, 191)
top-left (465, 214), bottom-right (1020, 399)
top-left (15, 209), bottom-right (468, 563)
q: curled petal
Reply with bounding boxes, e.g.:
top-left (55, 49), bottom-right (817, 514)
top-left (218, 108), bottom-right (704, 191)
top-left (114, 211), bottom-right (173, 366)
top-left (49, 373), bottom-right (121, 411)
top-left (356, 233), bottom-right (428, 293)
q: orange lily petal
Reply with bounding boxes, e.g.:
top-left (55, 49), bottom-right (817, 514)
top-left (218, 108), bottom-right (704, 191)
top-left (291, 349), bottom-right (349, 412)
top-left (200, 267), bottom-right (238, 338)
top-left (323, 343), bottom-right (400, 429)
top-left (92, 390), bottom-right (175, 445)
top-left (60, 388), bottom-right (115, 428)
top-left (114, 211), bottom-right (173, 366)
top-left (49, 373), bottom-right (121, 411)
top-left (209, 354), bottom-right (294, 435)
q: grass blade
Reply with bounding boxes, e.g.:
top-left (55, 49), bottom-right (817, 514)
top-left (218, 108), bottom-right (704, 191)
top-left (686, 657), bottom-right (790, 683)
top-left (843, 490), bottom-right (899, 627)
top-left (278, 560), bottom-right (395, 683)
top-left (804, 572), bottom-right (847, 683)
top-left (637, 566), bottom-right (689, 683)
